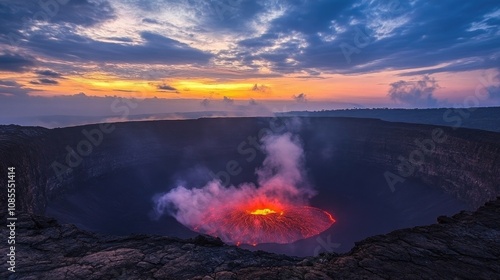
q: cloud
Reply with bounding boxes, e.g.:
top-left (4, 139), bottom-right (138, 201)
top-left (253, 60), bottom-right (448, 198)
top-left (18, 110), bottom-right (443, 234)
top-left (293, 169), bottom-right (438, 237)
top-left (74, 92), bottom-right (87, 97)
top-left (388, 75), bottom-right (440, 107)
top-left (34, 69), bottom-right (62, 78)
top-left (232, 0), bottom-right (500, 75)
top-left (223, 96), bottom-right (234, 105)
top-left (0, 80), bottom-right (32, 96)
top-left (0, 53), bottom-right (35, 72)
top-left (142, 18), bottom-right (160, 24)
top-left (293, 93), bottom-right (307, 103)
top-left (183, 0), bottom-right (266, 32)
top-left (27, 31), bottom-right (212, 65)
top-left (0, 80), bottom-right (19, 87)
top-left (157, 84), bottom-right (177, 91)
top-left (47, 0), bottom-right (115, 27)
top-left (0, 0), bottom-right (115, 45)
top-left (104, 36), bottom-right (134, 43)
top-left (251, 84), bottom-right (269, 92)
top-left (30, 78), bottom-right (59, 85)
top-left (398, 56), bottom-right (500, 77)
top-left (113, 89), bottom-right (137, 93)
top-left (201, 98), bottom-right (210, 107)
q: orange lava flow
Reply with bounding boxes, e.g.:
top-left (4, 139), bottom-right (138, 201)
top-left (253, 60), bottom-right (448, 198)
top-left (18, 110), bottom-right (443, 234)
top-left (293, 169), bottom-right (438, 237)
top-left (193, 200), bottom-right (336, 245)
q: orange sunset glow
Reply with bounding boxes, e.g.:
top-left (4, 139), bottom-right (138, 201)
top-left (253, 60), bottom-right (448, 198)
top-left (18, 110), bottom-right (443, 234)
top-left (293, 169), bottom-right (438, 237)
top-left (0, 0), bottom-right (499, 126)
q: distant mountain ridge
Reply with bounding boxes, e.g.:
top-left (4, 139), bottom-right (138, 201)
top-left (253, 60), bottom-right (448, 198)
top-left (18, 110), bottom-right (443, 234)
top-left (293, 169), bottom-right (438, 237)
top-left (279, 107), bottom-right (500, 132)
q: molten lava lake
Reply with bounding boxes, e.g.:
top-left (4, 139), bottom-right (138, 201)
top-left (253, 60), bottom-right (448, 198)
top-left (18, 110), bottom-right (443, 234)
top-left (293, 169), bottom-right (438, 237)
top-left (193, 204), bottom-right (335, 245)
top-left (46, 160), bottom-right (469, 257)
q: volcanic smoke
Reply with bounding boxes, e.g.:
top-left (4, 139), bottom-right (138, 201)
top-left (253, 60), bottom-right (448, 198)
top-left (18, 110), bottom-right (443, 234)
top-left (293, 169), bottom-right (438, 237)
top-left (154, 133), bottom-right (335, 245)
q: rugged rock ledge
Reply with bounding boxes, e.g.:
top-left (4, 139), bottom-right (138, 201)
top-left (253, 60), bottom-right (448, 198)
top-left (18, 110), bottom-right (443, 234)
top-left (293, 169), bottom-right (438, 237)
top-left (1, 197), bottom-right (499, 279)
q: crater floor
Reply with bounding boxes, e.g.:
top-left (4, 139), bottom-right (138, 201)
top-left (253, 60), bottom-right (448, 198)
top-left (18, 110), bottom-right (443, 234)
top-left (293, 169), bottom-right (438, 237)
top-left (45, 161), bottom-right (469, 256)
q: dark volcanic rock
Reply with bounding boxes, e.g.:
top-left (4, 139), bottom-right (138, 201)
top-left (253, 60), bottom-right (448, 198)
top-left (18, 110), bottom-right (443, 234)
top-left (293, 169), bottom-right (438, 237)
top-left (1, 198), bottom-right (499, 279)
top-left (0, 125), bottom-right (50, 213)
top-left (0, 212), bottom-right (300, 280)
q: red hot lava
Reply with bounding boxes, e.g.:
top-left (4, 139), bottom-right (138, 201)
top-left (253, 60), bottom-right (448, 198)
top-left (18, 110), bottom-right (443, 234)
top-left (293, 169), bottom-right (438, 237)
top-left (193, 197), bottom-right (335, 245)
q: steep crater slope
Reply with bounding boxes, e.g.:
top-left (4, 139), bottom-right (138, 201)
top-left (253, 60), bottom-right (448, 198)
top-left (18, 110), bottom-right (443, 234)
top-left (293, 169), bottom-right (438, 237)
top-left (1, 117), bottom-right (499, 214)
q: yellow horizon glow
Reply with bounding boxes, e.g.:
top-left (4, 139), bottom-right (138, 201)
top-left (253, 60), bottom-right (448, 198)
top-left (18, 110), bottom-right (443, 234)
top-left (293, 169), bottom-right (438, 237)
top-left (174, 80), bottom-right (256, 91)
top-left (0, 68), bottom-right (486, 103)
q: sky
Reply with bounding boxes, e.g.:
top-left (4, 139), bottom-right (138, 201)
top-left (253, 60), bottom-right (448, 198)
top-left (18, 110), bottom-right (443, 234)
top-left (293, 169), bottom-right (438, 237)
top-left (1, 0), bottom-right (500, 125)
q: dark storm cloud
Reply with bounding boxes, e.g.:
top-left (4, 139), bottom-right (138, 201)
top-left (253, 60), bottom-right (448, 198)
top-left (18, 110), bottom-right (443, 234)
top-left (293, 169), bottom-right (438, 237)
top-left (0, 0), bottom-right (115, 45)
top-left (34, 69), bottom-right (62, 78)
top-left (0, 80), bottom-right (32, 96)
top-left (142, 18), bottom-right (160, 24)
top-left (113, 89), bottom-right (136, 93)
top-left (200, 0), bottom-right (265, 31)
top-left (268, 0), bottom-right (356, 34)
top-left (235, 0), bottom-right (500, 75)
top-left (0, 53), bottom-right (36, 72)
top-left (137, 0), bottom-right (266, 32)
top-left (40, 78), bottom-right (58, 85)
top-left (104, 37), bottom-right (134, 43)
top-left (388, 75), bottom-right (439, 107)
top-left (50, 0), bottom-right (115, 26)
top-left (27, 31), bottom-right (212, 64)
top-left (0, 80), bottom-right (18, 87)
top-left (30, 78), bottom-right (59, 85)
top-left (238, 33), bottom-right (278, 48)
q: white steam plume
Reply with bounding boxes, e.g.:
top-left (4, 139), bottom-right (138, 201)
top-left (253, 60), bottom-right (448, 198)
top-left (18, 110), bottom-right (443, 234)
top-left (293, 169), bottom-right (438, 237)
top-left (153, 133), bottom-right (316, 233)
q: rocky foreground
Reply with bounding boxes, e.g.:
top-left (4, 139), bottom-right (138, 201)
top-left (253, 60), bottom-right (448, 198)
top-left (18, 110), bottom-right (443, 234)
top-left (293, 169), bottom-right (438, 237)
top-left (1, 197), bottom-right (499, 280)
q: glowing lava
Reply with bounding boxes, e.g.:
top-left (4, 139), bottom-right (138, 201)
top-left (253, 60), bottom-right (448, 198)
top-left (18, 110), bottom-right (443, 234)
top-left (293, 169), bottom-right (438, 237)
top-left (158, 133), bottom-right (337, 246)
top-left (250, 208), bottom-right (278, 215)
top-left (194, 200), bottom-right (335, 245)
